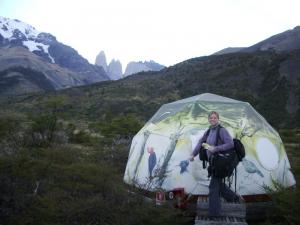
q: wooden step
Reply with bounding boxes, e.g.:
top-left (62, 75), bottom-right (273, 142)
top-left (195, 215), bottom-right (248, 225)
top-left (197, 196), bottom-right (246, 218)
top-left (195, 196), bottom-right (248, 225)
top-left (197, 195), bottom-right (245, 204)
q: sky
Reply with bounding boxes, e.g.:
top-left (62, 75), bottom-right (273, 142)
top-left (0, 0), bottom-right (300, 70)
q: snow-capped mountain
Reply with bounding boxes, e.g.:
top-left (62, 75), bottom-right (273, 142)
top-left (0, 17), bottom-right (58, 65)
top-left (0, 17), bottom-right (39, 39)
top-left (0, 16), bottom-right (109, 95)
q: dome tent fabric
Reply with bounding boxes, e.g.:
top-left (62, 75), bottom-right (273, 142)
top-left (123, 93), bottom-right (296, 196)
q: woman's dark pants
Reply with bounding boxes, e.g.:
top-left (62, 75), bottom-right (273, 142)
top-left (209, 176), bottom-right (237, 216)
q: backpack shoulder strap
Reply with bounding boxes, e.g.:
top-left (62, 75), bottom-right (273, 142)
top-left (203, 128), bottom-right (210, 142)
top-left (215, 124), bottom-right (223, 146)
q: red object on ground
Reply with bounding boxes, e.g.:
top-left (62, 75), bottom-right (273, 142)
top-left (155, 190), bottom-right (166, 205)
top-left (170, 188), bottom-right (187, 209)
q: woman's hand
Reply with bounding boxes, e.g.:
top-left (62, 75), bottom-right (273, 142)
top-left (207, 146), bottom-right (215, 152)
top-left (202, 143), bottom-right (215, 152)
top-left (189, 155), bottom-right (194, 162)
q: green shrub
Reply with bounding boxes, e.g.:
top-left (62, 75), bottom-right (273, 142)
top-left (92, 114), bottom-right (143, 140)
top-left (0, 146), bottom-right (192, 225)
top-left (259, 138), bottom-right (300, 225)
top-left (28, 114), bottom-right (58, 147)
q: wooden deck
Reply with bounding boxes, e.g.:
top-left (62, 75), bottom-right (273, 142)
top-left (195, 196), bottom-right (248, 225)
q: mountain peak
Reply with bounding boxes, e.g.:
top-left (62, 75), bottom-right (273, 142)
top-left (0, 16), bottom-right (40, 40)
top-left (212, 47), bottom-right (245, 55)
top-left (108, 59), bottom-right (122, 80)
top-left (124, 60), bottom-right (165, 76)
top-left (95, 51), bottom-right (108, 72)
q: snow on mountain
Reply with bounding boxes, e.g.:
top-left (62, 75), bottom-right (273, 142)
top-left (23, 40), bottom-right (55, 63)
top-left (0, 16), bottom-right (39, 39)
top-left (0, 16), bottom-right (55, 63)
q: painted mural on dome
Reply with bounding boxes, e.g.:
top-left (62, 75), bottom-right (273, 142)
top-left (123, 93), bottom-right (296, 195)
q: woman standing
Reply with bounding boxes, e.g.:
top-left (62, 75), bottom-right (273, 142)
top-left (189, 111), bottom-right (238, 217)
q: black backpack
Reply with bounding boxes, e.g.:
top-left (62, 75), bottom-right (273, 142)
top-left (233, 138), bottom-right (245, 161)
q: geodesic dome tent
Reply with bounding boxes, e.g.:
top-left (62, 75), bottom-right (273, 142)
top-left (123, 93), bottom-right (296, 196)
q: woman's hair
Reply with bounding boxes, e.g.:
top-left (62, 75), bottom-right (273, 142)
top-left (208, 111), bottom-right (219, 119)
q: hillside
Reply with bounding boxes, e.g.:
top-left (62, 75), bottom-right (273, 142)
top-left (243, 26), bottom-right (300, 53)
top-left (1, 33), bottom-right (300, 225)
top-left (1, 49), bottom-right (299, 129)
top-left (1, 49), bottom-right (300, 225)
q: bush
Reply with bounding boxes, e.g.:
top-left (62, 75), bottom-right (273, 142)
top-left (260, 138), bottom-right (300, 225)
top-left (92, 114), bottom-right (143, 141)
top-left (28, 114), bottom-right (58, 147)
top-left (0, 146), bottom-right (192, 225)
top-left (0, 115), bottom-right (27, 154)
